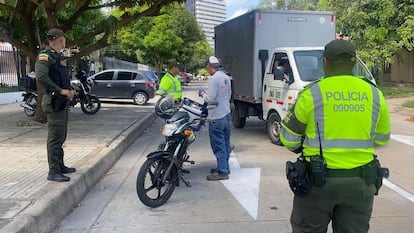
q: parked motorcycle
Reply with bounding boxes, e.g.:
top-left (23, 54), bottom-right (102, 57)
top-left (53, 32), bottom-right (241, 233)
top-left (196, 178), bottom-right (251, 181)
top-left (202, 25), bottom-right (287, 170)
top-left (20, 70), bottom-right (100, 116)
top-left (69, 70), bottom-right (100, 115)
top-left (20, 73), bottom-right (37, 117)
top-left (136, 96), bottom-right (210, 208)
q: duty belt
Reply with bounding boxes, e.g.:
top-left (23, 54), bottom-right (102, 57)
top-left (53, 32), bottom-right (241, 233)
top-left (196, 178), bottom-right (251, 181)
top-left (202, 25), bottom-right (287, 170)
top-left (326, 160), bottom-right (375, 177)
top-left (327, 167), bottom-right (364, 177)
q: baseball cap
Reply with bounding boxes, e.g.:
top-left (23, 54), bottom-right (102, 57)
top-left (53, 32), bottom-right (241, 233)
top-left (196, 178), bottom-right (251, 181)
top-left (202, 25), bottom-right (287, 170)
top-left (205, 56), bottom-right (221, 68)
top-left (323, 39), bottom-right (356, 61)
top-left (169, 62), bottom-right (181, 70)
top-left (47, 28), bottom-right (65, 40)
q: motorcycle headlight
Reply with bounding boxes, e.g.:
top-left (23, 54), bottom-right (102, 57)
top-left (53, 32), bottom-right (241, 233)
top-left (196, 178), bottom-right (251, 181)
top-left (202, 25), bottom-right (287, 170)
top-left (161, 123), bottom-right (177, 136)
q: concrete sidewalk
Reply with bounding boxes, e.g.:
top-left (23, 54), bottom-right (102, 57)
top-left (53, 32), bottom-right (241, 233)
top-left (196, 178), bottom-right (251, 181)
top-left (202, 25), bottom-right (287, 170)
top-left (0, 101), bottom-right (156, 233)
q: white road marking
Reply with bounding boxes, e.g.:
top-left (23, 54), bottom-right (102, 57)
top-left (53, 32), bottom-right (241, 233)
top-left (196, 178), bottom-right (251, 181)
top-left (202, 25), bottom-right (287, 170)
top-left (385, 134), bottom-right (414, 202)
top-left (391, 134), bottom-right (414, 147)
top-left (221, 151), bottom-right (261, 220)
top-left (383, 179), bottom-right (414, 203)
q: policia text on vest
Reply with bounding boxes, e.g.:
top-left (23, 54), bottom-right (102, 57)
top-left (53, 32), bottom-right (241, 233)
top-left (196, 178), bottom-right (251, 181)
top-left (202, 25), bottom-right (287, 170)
top-left (326, 91), bottom-right (369, 112)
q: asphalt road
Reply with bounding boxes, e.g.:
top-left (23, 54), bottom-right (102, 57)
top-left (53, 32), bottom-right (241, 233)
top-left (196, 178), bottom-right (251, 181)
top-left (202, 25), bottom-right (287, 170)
top-left (53, 80), bottom-right (414, 233)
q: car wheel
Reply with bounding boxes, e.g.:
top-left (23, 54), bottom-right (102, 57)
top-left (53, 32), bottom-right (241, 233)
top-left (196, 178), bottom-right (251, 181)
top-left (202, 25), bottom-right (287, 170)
top-left (133, 92), bottom-right (148, 105)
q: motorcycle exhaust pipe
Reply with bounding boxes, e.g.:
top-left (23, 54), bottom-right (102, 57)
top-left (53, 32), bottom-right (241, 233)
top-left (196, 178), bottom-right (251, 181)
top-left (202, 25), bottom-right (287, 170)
top-left (20, 103), bottom-right (34, 111)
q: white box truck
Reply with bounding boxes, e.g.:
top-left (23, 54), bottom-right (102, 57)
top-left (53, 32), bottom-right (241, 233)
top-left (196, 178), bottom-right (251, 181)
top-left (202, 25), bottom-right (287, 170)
top-left (214, 9), bottom-right (376, 145)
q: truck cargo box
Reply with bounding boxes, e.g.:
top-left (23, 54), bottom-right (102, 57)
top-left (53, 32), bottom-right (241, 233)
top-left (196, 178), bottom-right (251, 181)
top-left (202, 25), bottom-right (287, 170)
top-left (215, 9), bottom-right (335, 104)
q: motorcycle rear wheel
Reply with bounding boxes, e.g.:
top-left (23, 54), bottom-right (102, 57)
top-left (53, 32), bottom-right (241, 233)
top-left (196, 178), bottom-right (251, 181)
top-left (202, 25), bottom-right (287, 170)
top-left (136, 157), bottom-right (177, 208)
top-left (80, 95), bottom-right (100, 115)
top-left (24, 95), bottom-right (36, 117)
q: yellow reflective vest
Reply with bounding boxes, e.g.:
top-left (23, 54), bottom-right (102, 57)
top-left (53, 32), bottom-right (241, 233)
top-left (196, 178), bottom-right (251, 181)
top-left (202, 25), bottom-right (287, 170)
top-left (280, 75), bottom-right (390, 169)
top-left (157, 72), bottom-right (182, 101)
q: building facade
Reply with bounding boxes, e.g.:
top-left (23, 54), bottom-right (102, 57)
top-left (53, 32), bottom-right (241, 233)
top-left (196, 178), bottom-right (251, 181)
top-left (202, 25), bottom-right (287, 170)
top-left (186, 0), bottom-right (226, 48)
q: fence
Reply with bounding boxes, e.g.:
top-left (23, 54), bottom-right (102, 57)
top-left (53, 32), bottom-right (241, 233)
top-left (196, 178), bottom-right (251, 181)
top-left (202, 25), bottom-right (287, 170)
top-left (0, 47), bottom-right (21, 93)
top-left (101, 57), bottom-right (155, 71)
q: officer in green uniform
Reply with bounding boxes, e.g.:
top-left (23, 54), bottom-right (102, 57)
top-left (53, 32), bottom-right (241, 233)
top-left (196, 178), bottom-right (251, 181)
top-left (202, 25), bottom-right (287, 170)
top-left (35, 28), bottom-right (75, 182)
top-left (157, 63), bottom-right (182, 102)
top-left (280, 40), bottom-right (390, 233)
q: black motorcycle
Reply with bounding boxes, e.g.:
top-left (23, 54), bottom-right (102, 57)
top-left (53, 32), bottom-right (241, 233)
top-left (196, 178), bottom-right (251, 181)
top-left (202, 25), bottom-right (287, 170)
top-left (69, 70), bottom-right (100, 115)
top-left (20, 74), bottom-right (38, 117)
top-left (20, 71), bottom-right (100, 115)
top-left (136, 96), bottom-right (209, 208)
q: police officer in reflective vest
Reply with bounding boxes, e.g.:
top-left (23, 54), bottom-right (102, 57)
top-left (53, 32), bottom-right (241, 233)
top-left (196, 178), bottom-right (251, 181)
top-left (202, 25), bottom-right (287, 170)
top-left (280, 39), bottom-right (390, 233)
top-left (157, 63), bottom-right (182, 102)
top-left (36, 28), bottom-right (75, 182)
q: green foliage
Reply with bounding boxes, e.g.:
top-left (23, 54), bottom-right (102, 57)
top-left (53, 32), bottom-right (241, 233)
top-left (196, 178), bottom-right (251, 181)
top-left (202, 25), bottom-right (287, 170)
top-left (317, 0), bottom-right (414, 70)
top-left (380, 86), bottom-right (414, 98)
top-left (114, 3), bottom-right (210, 72)
top-left (197, 68), bottom-right (209, 76)
top-left (142, 13), bottom-right (184, 68)
top-left (257, 0), bottom-right (318, 10)
top-left (402, 100), bottom-right (414, 108)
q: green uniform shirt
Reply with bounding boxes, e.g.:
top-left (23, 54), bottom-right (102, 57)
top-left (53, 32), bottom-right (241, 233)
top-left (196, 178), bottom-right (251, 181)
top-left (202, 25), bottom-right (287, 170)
top-left (157, 72), bottom-right (182, 101)
top-left (35, 46), bottom-right (62, 93)
top-left (280, 75), bottom-right (390, 169)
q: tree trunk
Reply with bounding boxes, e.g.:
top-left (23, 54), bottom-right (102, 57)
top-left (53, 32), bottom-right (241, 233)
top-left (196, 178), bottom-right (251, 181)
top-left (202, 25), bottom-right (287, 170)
top-left (33, 84), bottom-right (47, 123)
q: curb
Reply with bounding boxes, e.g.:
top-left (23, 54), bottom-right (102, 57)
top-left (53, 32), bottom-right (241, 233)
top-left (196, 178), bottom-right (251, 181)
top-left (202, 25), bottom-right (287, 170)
top-left (0, 112), bottom-right (156, 233)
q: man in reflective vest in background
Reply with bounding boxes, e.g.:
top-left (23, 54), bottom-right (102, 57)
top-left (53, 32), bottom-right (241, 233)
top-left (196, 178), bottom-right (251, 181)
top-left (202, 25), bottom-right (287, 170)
top-left (157, 62), bottom-right (182, 102)
top-left (280, 39), bottom-right (390, 233)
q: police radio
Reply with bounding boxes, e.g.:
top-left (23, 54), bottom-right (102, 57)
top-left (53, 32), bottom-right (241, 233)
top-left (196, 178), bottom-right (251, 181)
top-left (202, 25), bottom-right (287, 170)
top-left (309, 122), bottom-right (327, 187)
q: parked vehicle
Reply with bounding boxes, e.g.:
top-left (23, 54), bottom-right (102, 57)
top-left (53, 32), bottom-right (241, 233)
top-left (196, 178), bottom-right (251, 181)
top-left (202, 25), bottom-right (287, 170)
top-left (215, 9), bottom-right (376, 145)
top-left (20, 71), bottom-right (100, 116)
top-left (144, 71), bottom-right (159, 89)
top-left (88, 69), bottom-right (156, 105)
top-left (136, 96), bottom-right (210, 208)
top-left (70, 70), bottom-right (101, 115)
top-left (20, 74), bottom-right (37, 117)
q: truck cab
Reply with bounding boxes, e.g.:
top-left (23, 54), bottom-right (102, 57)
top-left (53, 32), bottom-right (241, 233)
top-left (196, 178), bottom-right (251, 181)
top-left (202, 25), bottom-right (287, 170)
top-left (262, 47), bottom-right (376, 144)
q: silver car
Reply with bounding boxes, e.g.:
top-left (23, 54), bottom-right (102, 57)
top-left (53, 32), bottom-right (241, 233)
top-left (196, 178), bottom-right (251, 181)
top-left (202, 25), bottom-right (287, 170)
top-left (88, 69), bottom-right (156, 105)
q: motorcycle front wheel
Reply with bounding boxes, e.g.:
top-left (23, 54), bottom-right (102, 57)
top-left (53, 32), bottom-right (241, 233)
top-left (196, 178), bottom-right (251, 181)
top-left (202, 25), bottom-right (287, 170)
top-left (136, 157), bottom-right (177, 208)
top-left (80, 95), bottom-right (100, 115)
top-left (24, 95), bottom-right (36, 117)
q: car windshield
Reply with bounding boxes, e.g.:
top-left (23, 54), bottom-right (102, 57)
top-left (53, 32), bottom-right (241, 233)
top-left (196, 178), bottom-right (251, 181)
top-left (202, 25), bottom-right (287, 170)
top-left (293, 50), bottom-right (375, 83)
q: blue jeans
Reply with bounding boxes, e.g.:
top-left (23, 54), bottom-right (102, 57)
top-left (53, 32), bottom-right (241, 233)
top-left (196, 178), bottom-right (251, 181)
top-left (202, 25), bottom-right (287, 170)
top-left (208, 113), bottom-right (231, 174)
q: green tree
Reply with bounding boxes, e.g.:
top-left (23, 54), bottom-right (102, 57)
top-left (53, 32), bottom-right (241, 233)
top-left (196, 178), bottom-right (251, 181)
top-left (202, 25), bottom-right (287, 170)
top-left (116, 4), bottom-right (209, 72)
top-left (170, 5), bottom-right (204, 70)
top-left (192, 39), bottom-right (213, 73)
top-left (141, 13), bottom-right (184, 71)
top-left (257, 0), bottom-right (318, 10)
top-left (318, 0), bottom-right (414, 70)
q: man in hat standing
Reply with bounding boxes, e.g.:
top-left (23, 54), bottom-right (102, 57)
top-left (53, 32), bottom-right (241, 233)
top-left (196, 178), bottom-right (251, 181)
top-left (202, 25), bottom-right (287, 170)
top-left (36, 28), bottom-right (75, 182)
top-left (280, 39), bottom-right (390, 232)
top-left (200, 56), bottom-right (232, 181)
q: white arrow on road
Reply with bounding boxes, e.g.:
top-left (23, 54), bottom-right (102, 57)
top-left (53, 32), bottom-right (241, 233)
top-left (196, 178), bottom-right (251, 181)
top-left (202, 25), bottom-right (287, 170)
top-left (221, 151), bottom-right (261, 220)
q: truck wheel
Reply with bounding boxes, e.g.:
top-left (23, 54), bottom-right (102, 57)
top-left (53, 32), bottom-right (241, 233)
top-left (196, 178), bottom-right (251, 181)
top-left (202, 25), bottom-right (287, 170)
top-left (232, 104), bottom-right (246, 128)
top-left (266, 112), bottom-right (282, 145)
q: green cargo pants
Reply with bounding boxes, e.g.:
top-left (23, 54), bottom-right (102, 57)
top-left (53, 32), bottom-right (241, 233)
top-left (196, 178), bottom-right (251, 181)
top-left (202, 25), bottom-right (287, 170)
top-left (291, 176), bottom-right (377, 233)
top-left (42, 94), bottom-right (68, 174)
